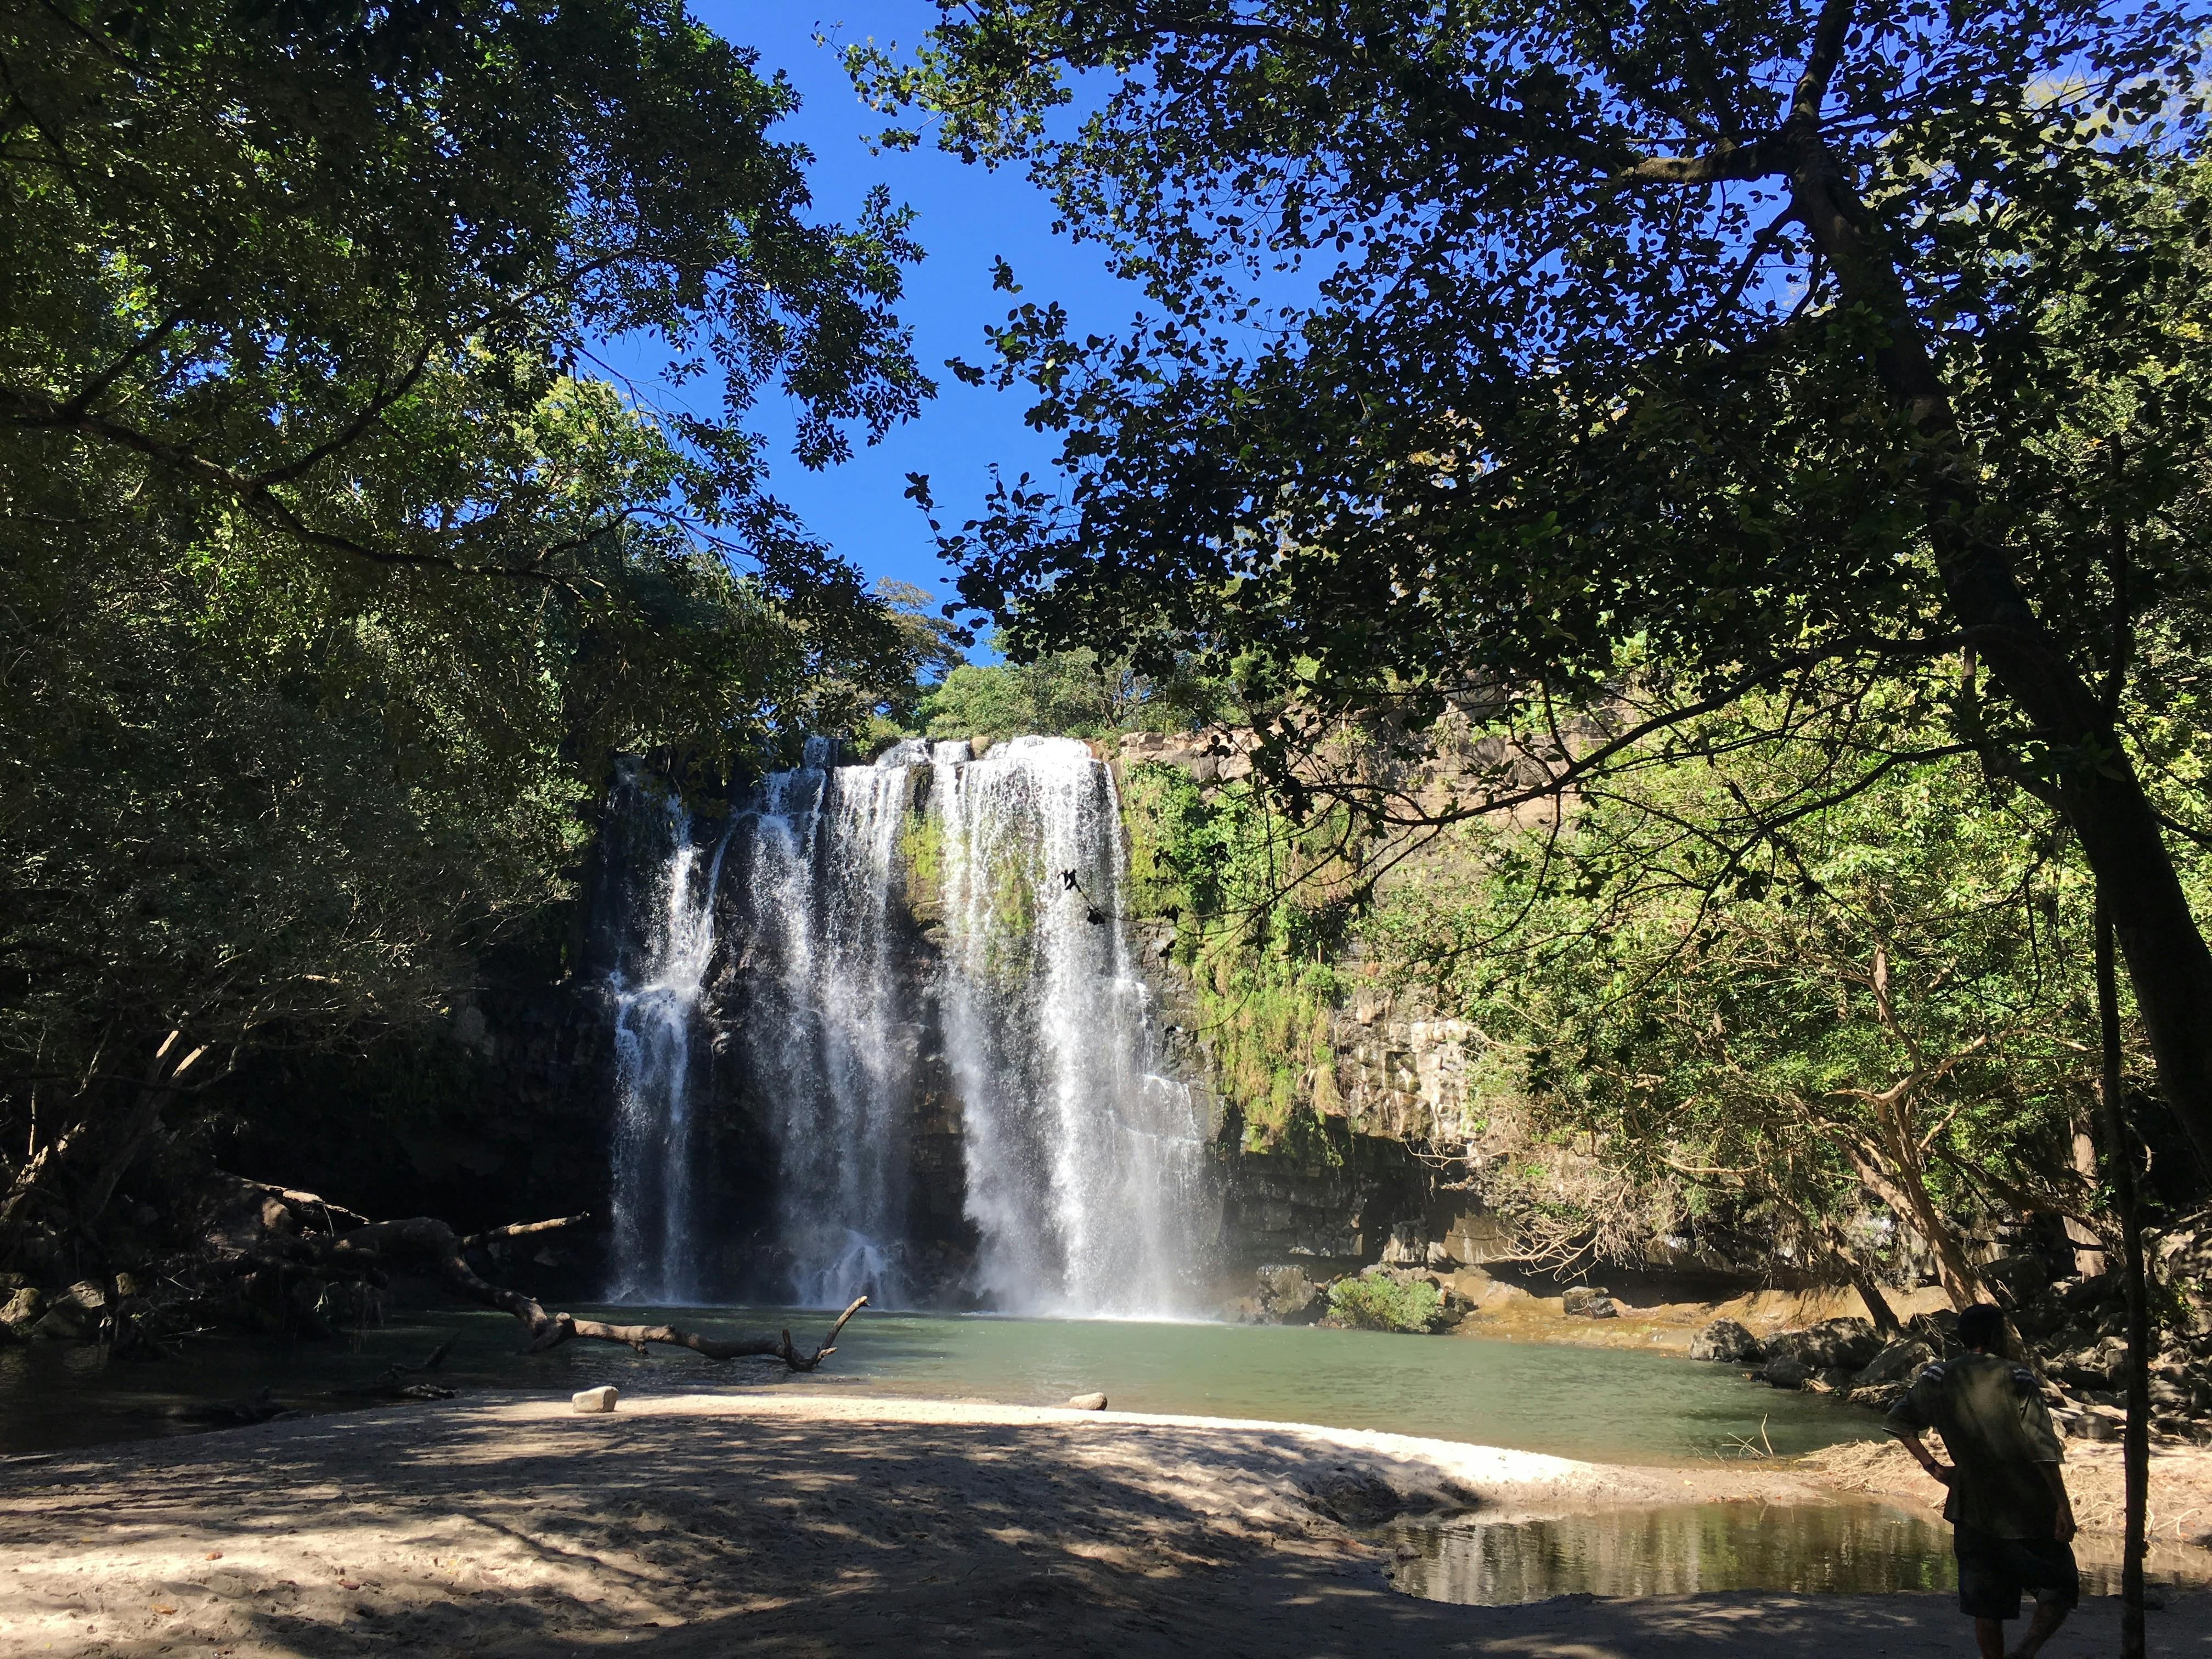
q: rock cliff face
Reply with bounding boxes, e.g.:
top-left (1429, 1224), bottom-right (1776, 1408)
top-left (202, 735), bottom-right (1702, 1308)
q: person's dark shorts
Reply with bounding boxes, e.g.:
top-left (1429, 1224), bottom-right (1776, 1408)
top-left (1954, 1524), bottom-right (2080, 1620)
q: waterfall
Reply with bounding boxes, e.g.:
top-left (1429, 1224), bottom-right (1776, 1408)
top-left (934, 737), bottom-right (1210, 1317)
top-left (605, 782), bottom-right (733, 1304)
top-left (726, 739), bottom-right (917, 1309)
top-left (602, 735), bottom-right (1213, 1317)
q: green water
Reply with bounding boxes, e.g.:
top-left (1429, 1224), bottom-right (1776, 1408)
top-left (1385, 1502), bottom-right (2212, 1604)
top-left (2, 1302), bottom-right (1881, 1465)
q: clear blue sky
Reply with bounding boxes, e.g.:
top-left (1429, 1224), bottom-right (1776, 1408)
top-left (677, 5), bottom-right (1142, 623)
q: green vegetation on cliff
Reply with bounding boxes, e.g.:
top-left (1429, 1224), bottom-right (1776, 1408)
top-left (1121, 763), bottom-right (1348, 1154)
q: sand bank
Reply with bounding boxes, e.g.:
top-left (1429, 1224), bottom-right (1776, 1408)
top-left (2, 1391), bottom-right (2206, 1658)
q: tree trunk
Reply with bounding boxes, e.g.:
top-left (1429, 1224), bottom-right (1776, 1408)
top-left (298, 1206), bottom-right (868, 1369)
top-left (77, 1035), bottom-right (205, 1227)
top-left (1788, 142), bottom-right (2212, 1184)
top-left (2066, 1127), bottom-right (2109, 1279)
top-left (1839, 1250), bottom-right (1904, 1338)
top-left (1842, 1143), bottom-right (1984, 1310)
top-left (2097, 896), bottom-right (2150, 1659)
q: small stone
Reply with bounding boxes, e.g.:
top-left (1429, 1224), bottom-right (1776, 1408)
top-left (1561, 1285), bottom-right (1612, 1317)
top-left (571, 1385), bottom-right (619, 1414)
top-left (1064, 1392), bottom-right (1108, 1410)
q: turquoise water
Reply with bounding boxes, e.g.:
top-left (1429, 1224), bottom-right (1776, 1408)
top-left (799, 1308), bottom-right (1879, 1464)
top-left (2, 1302), bottom-right (1881, 1465)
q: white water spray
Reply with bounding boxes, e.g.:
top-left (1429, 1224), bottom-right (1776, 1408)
top-left (605, 785), bottom-right (732, 1304)
top-left (934, 737), bottom-right (1210, 1316)
top-left (603, 736), bottom-right (1212, 1316)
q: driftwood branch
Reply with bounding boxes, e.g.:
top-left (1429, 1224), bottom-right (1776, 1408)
top-left (294, 1206), bottom-right (865, 1372)
top-left (463, 1214), bottom-right (591, 1250)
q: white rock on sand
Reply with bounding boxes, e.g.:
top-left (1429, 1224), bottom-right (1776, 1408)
top-left (1, 1391), bottom-right (2205, 1658)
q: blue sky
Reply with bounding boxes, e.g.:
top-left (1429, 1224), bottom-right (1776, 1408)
top-left (680, 4), bottom-right (1140, 622)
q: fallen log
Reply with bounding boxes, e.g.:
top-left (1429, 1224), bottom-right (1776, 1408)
top-left (301, 1208), bottom-right (866, 1370)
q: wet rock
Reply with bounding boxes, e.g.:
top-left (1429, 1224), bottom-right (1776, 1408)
top-left (1254, 1263), bottom-right (1321, 1323)
top-left (1688, 1319), bottom-right (1764, 1363)
top-left (1561, 1285), bottom-right (1613, 1318)
top-left (1764, 1318), bottom-right (1881, 1373)
top-left (1064, 1392), bottom-right (1108, 1410)
top-left (1853, 1339), bottom-right (1936, 1390)
top-left (1763, 1357), bottom-right (1812, 1390)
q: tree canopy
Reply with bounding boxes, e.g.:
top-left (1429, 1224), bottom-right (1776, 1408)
top-left (856, 0), bottom-right (2212, 1169)
top-left (1, 0), bottom-right (934, 1239)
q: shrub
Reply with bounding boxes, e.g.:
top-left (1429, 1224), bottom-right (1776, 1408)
top-left (1326, 1272), bottom-right (1448, 1334)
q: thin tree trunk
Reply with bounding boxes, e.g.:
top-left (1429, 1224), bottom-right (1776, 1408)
top-left (1842, 1143), bottom-right (1984, 1310)
top-left (1786, 133), bottom-right (2212, 1184)
top-left (2066, 1126), bottom-right (2109, 1279)
top-left (2096, 895), bottom-right (2149, 1659)
top-left (77, 1035), bottom-right (205, 1227)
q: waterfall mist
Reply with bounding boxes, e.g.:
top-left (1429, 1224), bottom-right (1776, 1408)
top-left (601, 736), bottom-right (1214, 1317)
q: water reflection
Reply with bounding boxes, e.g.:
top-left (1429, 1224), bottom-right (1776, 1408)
top-left (1386, 1501), bottom-right (2212, 1605)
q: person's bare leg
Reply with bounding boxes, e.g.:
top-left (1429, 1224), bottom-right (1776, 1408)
top-left (1976, 1616), bottom-right (2006, 1659)
top-left (2005, 1599), bottom-right (2068, 1659)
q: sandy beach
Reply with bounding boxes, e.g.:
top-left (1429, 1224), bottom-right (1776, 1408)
top-left (3, 1391), bottom-right (2208, 1658)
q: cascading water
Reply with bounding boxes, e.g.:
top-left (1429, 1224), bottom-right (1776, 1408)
top-left (935, 737), bottom-right (1210, 1316)
top-left (605, 783), bottom-right (733, 1304)
top-left (601, 735), bottom-right (1214, 1317)
top-left (723, 737), bottom-right (918, 1308)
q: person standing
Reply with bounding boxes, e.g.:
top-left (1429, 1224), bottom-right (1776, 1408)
top-left (1888, 1301), bottom-right (2080, 1659)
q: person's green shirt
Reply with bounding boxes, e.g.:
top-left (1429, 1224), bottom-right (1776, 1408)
top-left (1885, 1352), bottom-right (2067, 1538)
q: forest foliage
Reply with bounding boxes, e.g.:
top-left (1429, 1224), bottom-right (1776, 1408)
top-left (1, 0), bottom-right (931, 1245)
top-left (862, 0), bottom-right (2212, 1177)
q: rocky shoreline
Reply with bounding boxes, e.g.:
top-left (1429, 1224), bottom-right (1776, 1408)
top-left (1230, 1224), bottom-right (2212, 1449)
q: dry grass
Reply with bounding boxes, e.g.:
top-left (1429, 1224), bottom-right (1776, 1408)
top-left (1798, 1433), bottom-right (2212, 1548)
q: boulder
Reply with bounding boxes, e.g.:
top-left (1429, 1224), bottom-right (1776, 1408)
top-left (1064, 1392), bottom-right (1109, 1410)
top-left (1979, 1252), bottom-right (2051, 1307)
top-left (1763, 1356), bottom-right (1812, 1390)
top-left (1765, 1317), bottom-right (1881, 1373)
top-left (1561, 1285), bottom-right (1612, 1317)
top-left (570, 1385), bottom-right (619, 1414)
top-left (1688, 1319), bottom-right (1764, 1363)
top-left (0, 1286), bottom-right (43, 1329)
top-left (1254, 1264), bottom-right (1321, 1323)
top-left (30, 1305), bottom-right (84, 1340)
top-left (1852, 1339), bottom-right (1936, 1390)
